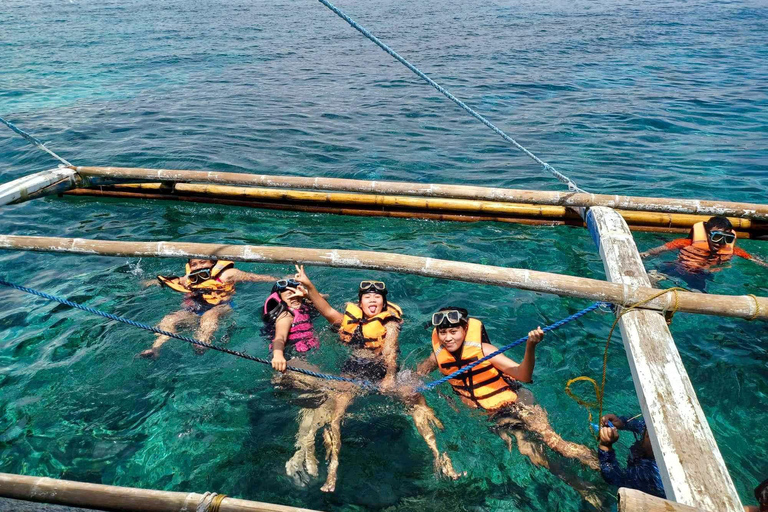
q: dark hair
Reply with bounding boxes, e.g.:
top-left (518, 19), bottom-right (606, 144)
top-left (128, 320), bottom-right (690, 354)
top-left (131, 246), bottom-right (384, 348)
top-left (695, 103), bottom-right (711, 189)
top-left (704, 216), bottom-right (734, 232)
top-left (756, 478), bottom-right (768, 509)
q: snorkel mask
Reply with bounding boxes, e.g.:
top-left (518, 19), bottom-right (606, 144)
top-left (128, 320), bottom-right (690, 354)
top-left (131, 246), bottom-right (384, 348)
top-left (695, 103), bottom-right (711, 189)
top-left (358, 280), bottom-right (388, 309)
top-left (431, 308), bottom-right (469, 329)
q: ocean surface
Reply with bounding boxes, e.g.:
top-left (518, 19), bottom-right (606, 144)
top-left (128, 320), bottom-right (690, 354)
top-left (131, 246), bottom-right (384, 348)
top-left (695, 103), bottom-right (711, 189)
top-left (1, 0), bottom-right (767, 510)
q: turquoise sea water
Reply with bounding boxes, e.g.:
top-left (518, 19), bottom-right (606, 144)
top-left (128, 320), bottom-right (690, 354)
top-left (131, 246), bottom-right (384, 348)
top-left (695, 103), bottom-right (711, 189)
top-left (2, 0), bottom-right (768, 510)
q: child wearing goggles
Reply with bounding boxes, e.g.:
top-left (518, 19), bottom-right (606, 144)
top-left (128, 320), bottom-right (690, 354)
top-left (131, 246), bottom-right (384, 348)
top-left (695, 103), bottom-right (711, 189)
top-left (640, 216), bottom-right (768, 276)
top-left (412, 307), bottom-right (602, 506)
top-left (289, 265), bottom-right (462, 492)
top-left (139, 258), bottom-right (276, 358)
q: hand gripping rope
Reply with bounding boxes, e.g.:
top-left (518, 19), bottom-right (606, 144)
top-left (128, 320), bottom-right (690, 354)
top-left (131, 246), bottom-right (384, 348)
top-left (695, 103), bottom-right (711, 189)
top-left (0, 278), bottom-right (603, 392)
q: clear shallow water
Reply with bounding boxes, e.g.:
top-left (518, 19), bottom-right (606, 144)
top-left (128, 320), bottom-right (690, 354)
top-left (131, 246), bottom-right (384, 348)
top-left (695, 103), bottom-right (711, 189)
top-left (1, 0), bottom-right (767, 510)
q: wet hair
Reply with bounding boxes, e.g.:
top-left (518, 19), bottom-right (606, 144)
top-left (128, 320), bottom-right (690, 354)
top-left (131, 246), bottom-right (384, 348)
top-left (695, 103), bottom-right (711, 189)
top-left (704, 216), bottom-right (733, 232)
top-left (436, 306), bottom-right (469, 329)
top-left (756, 478), bottom-right (768, 509)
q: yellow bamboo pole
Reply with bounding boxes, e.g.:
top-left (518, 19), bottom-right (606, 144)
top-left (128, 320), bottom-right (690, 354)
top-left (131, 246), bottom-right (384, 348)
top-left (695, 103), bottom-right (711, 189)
top-left (63, 183), bottom-right (768, 237)
top-left (0, 234), bottom-right (765, 320)
top-left (74, 166), bottom-right (768, 220)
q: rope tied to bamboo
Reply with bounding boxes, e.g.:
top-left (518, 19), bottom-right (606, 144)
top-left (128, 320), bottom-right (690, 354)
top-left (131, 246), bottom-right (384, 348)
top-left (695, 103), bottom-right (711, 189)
top-left (747, 294), bottom-right (760, 321)
top-left (197, 492), bottom-right (227, 512)
top-left (565, 287), bottom-right (687, 439)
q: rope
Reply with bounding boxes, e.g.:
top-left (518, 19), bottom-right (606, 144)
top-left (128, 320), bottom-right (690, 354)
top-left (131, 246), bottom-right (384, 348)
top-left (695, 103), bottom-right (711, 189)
top-left (0, 116), bottom-right (73, 167)
top-left (565, 287), bottom-right (687, 439)
top-left (747, 294), bottom-right (760, 321)
top-left (1, 278), bottom-right (603, 395)
top-left (418, 302), bottom-right (604, 391)
top-left (0, 278), bottom-right (374, 390)
top-left (315, 0), bottom-right (585, 193)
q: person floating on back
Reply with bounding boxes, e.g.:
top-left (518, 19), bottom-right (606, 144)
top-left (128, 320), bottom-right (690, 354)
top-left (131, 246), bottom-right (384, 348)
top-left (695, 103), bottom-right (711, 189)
top-left (412, 308), bottom-right (601, 505)
top-left (262, 278), bottom-right (327, 486)
top-left (640, 216), bottom-right (768, 273)
top-left (293, 266), bottom-right (462, 493)
top-left (597, 413), bottom-right (665, 499)
top-left (139, 258), bottom-right (276, 358)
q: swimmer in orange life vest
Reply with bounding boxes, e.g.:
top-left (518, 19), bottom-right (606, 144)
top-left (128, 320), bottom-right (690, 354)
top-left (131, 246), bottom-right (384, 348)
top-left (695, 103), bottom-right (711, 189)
top-left (412, 308), bottom-right (601, 505)
top-left (139, 258), bottom-right (276, 358)
top-left (292, 265), bottom-right (462, 493)
top-left (640, 216), bottom-right (768, 273)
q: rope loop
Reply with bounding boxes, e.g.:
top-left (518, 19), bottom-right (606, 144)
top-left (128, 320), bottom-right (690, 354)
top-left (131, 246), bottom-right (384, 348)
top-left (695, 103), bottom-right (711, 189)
top-left (747, 294), bottom-right (760, 321)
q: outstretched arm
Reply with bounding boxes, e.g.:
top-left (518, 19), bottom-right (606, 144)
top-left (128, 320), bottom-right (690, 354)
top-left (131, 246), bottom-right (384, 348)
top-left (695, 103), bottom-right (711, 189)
top-left (270, 312), bottom-right (294, 373)
top-left (482, 327), bottom-right (544, 383)
top-left (293, 265), bottom-right (344, 325)
top-left (223, 268), bottom-right (278, 283)
top-left (734, 247), bottom-right (768, 268)
top-left (639, 238), bottom-right (690, 258)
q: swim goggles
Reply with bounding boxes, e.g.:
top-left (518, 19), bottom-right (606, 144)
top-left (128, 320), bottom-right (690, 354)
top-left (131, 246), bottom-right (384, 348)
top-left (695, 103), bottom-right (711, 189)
top-left (187, 267), bottom-right (213, 284)
top-left (275, 278), bottom-right (301, 290)
top-left (359, 281), bottom-right (386, 293)
top-left (431, 309), bottom-right (467, 327)
top-left (709, 230), bottom-right (735, 244)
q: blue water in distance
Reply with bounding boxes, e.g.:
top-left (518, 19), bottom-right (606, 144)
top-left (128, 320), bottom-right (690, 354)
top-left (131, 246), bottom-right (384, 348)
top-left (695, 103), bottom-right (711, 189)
top-left (1, 0), bottom-right (767, 510)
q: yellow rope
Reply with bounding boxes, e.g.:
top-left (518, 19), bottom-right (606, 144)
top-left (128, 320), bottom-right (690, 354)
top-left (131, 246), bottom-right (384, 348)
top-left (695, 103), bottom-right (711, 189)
top-left (565, 287), bottom-right (687, 440)
top-left (747, 294), bottom-right (760, 321)
top-left (210, 494), bottom-right (227, 512)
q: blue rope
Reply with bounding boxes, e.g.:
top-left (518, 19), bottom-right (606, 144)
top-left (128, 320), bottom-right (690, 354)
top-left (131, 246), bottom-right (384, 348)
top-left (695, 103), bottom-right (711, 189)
top-left (0, 116), bottom-right (73, 167)
top-left (315, 0), bottom-right (585, 194)
top-left (417, 302), bottom-right (604, 391)
top-left (0, 278), bottom-right (602, 394)
top-left (0, 278), bottom-right (374, 389)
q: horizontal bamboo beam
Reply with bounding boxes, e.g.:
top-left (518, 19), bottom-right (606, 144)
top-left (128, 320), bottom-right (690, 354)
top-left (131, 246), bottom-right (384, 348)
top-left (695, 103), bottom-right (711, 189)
top-left (63, 185), bottom-right (768, 238)
top-left (74, 166), bottom-right (768, 220)
top-left (0, 472), bottom-right (320, 512)
top-left (618, 488), bottom-right (709, 512)
top-left (0, 234), bottom-right (765, 320)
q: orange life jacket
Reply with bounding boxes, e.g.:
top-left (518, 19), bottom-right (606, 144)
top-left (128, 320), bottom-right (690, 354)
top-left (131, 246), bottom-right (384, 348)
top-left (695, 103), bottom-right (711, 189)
top-left (432, 318), bottom-right (517, 411)
top-left (339, 302), bottom-right (402, 353)
top-left (678, 222), bottom-right (735, 271)
top-left (157, 260), bottom-right (235, 306)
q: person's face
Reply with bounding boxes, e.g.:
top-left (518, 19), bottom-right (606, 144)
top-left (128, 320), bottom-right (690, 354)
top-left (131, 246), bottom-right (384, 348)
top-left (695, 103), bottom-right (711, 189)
top-left (188, 259), bottom-right (214, 272)
top-left (708, 228), bottom-right (734, 251)
top-left (280, 289), bottom-right (302, 310)
top-left (360, 292), bottom-right (384, 317)
top-left (437, 325), bottom-right (468, 352)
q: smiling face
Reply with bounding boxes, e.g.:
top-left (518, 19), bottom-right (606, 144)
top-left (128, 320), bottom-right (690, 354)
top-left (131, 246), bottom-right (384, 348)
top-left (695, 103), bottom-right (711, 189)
top-left (359, 292), bottom-right (385, 317)
top-left (436, 324), bottom-right (468, 353)
top-left (280, 289), bottom-right (303, 310)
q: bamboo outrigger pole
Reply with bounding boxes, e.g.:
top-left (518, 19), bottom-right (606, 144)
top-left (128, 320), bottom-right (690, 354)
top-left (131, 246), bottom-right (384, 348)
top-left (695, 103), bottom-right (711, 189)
top-left (74, 166), bottom-right (768, 220)
top-left (63, 182), bottom-right (768, 237)
top-left (0, 472), bottom-right (320, 512)
top-left (0, 234), bottom-right (765, 320)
